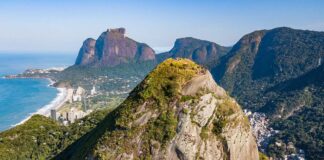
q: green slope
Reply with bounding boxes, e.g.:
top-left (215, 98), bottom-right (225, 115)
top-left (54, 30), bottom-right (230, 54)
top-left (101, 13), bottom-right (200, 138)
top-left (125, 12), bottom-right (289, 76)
top-left (55, 58), bottom-right (204, 159)
top-left (0, 109), bottom-right (111, 160)
top-left (210, 27), bottom-right (324, 159)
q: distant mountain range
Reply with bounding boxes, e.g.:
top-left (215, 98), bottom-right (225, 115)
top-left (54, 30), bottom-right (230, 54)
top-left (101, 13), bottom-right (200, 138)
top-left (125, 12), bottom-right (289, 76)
top-left (1, 26), bottom-right (324, 159)
top-left (75, 28), bottom-right (230, 67)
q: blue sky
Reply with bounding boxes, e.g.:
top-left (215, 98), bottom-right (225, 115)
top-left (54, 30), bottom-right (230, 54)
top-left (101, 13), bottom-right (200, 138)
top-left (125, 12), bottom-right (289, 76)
top-left (1, 0), bottom-right (324, 53)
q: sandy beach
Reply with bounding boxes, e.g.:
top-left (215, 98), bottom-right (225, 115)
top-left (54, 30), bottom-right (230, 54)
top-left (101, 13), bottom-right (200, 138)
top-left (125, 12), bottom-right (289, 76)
top-left (13, 79), bottom-right (69, 126)
top-left (36, 87), bottom-right (68, 117)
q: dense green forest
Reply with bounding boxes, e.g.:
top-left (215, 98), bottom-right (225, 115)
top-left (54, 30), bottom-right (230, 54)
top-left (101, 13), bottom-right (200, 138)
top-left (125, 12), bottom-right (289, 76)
top-left (266, 64), bottom-right (324, 159)
top-left (0, 109), bottom-right (112, 159)
top-left (210, 27), bottom-right (324, 159)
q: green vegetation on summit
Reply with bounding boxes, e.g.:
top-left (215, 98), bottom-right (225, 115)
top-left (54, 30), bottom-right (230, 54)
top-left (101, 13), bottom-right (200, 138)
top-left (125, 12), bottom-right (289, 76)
top-left (56, 58), bottom-right (258, 160)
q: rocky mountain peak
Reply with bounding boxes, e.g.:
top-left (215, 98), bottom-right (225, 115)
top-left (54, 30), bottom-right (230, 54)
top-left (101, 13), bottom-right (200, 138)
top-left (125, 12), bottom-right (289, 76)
top-left (57, 58), bottom-right (259, 160)
top-left (75, 27), bottom-right (156, 67)
top-left (107, 27), bottom-right (126, 35)
top-left (157, 37), bottom-right (230, 65)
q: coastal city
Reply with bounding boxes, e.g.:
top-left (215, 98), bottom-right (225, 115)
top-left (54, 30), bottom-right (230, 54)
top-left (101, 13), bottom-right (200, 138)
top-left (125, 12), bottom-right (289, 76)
top-left (6, 67), bottom-right (143, 125)
top-left (50, 86), bottom-right (94, 125)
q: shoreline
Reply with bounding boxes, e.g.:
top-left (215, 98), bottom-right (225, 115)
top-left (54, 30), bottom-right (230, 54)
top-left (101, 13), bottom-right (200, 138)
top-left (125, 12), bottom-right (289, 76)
top-left (12, 78), bottom-right (68, 127)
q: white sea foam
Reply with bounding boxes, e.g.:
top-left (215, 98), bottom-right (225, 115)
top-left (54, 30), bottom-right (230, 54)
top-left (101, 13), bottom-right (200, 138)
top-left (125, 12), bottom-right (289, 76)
top-left (12, 80), bottom-right (68, 127)
top-left (47, 78), bottom-right (55, 86)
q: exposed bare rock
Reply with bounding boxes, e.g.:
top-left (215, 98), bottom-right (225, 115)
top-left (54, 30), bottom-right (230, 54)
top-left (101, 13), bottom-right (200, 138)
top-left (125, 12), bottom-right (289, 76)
top-left (181, 71), bottom-right (226, 97)
top-left (75, 28), bottom-right (156, 67)
top-left (75, 38), bottom-right (96, 65)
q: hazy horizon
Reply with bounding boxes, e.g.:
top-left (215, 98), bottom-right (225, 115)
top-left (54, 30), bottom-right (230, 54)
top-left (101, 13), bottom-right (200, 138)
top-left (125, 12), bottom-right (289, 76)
top-left (1, 0), bottom-right (324, 53)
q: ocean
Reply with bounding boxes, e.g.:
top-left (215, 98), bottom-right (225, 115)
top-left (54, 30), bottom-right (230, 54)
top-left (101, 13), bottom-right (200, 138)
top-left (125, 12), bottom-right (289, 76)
top-left (0, 53), bottom-right (75, 131)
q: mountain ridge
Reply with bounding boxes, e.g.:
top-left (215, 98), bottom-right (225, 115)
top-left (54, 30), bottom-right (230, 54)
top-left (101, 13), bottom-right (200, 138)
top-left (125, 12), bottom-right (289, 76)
top-left (209, 27), bottom-right (324, 159)
top-left (157, 37), bottom-right (230, 65)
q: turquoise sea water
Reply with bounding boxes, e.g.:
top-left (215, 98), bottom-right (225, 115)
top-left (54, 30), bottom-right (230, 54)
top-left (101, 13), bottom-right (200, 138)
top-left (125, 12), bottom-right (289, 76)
top-left (0, 53), bottom-right (75, 131)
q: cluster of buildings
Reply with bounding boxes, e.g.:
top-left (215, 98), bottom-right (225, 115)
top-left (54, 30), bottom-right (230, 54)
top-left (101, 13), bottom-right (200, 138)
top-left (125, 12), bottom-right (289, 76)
top-left (5, 67), bottom-right (66, 78)
top-left (70, 86), bottom-right (85, 102)
top-left (244, 110), bottom-right (277, 151)
top-left (24, 67), bottom-right (65, 74)
top-left (50, 108), bottom-right (92, 125)
top-left (244, 110), bottom-right (305, 160)
top-left (67, 86), bottom-right (97, 103)
top-left (48, 74), bottom-right (138, 125)
top-left (285, 149), bottom-right (305, 160)
top-left (77, 75), bottom-right (142, 98)
top-left (50, 86), bottom-right (97, 125)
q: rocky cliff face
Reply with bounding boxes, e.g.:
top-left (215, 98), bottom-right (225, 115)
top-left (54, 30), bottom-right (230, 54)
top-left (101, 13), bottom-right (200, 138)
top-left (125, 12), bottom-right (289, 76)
top-left (57, 59), bottom-right (258, 160)
top-left (75, 38), bottom-right (96, 65)
top-left (75, 28), bottom-right (156, 67)
top-left (157, 37), bottom-right (230, 65)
